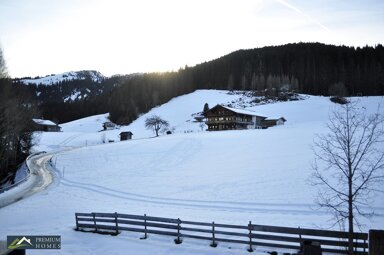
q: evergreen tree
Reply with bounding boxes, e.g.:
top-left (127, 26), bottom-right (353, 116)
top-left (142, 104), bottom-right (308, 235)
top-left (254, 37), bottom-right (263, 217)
top-left (203, 103), bottom-right (209, 113)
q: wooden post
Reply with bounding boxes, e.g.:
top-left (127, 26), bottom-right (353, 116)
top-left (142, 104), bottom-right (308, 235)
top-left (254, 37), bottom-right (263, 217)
top-left (298, 226), bottom-right (302, 250)
top-left (75, 213), bottom-right (79, 231)
top-left (174, 218), bottom-right (182, 244)
top-left (247, 221), bottom-right (253, 252)
top-left (142, 214), bottom-right (148, 239)
top-left (369, 229), bottom-right (384, 255)
top-left (210, 221), bottom-right (217, 247)
top-left (114, 212), bottom-right (119, 235)
top-left (364, 238), bottom-right (367, 254)
top-left (92, 212), bottom-right (97, 232)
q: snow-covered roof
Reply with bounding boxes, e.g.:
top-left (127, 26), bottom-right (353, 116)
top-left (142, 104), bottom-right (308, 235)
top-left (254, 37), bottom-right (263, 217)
top-left (32, 119), bottom-right (57, 126)
top-left (220, 105), bottom-right (266, 118)
top-left (264, 116), bottom-right (286, 121)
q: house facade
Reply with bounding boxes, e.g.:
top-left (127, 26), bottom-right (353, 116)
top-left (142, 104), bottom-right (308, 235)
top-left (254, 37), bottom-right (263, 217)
top-left (32, 119), bottom-right (61, 132)
top-left (204, 105), bottom-right (267, 131)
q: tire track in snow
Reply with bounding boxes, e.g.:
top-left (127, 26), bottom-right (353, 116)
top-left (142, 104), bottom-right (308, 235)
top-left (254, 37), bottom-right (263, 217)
top-left (147, 138), bottom-right (202, 171)
top-left (58, 133), bottom-right (84, 146)
top-left (57, 176), bottom-right (329, 216)
top-left (51, 138), bottom-right (384, 217)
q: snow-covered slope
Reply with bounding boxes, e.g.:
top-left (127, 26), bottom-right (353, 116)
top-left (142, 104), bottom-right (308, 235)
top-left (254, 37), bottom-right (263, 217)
top-left (19, 70), bottom-right (105, 86)
top-left (60, 113), bottom-right (110, 133)
top-left (1, 90), bottom-right (383, 255)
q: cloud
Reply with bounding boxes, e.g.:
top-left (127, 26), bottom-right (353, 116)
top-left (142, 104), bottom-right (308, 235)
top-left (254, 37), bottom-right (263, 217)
top-left (275, 0), bottom-right (330, 32)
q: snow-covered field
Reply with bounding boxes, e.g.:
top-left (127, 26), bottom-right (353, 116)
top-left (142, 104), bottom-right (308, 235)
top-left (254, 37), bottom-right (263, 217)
top-left (0, 90), bottom-right (383, 255)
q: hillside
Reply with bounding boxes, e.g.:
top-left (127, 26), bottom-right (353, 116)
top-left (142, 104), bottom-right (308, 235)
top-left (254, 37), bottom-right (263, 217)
top-left (11, 43), bottom-right (384, 126)
top-left (18, 70), bottom-right (105, 86)
top-left (1, 90), bottom-right (383, 255)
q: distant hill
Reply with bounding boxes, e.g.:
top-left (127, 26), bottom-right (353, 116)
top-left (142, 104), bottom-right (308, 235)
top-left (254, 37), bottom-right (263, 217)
top-left (17, 70), bottom-right (105, 86)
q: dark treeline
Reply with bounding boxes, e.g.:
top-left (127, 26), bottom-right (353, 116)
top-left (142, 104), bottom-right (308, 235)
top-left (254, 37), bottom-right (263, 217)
top-left (0, 79), bottom-right (38, 181)
top-left (16, 42), bottom-right (384, 125)
top-left (192, 42), bottom-right (384, 95)
top-left (106, 42), bottom-right (384, 124)
top-left (106, 72), bottom-right (195, 124)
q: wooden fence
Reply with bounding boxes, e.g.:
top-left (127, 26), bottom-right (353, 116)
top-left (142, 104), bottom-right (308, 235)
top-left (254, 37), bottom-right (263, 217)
top-left (75, 212), bottom-right (368, 254)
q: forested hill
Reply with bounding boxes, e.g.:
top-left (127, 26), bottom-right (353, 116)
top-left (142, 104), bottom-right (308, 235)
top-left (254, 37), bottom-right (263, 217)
top-left (12, 42), bottom-right (384, 125)
top-left (192, 42), bottom-right (384, 95)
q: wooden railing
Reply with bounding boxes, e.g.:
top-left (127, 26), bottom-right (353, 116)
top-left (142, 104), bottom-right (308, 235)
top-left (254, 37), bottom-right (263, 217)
top-left (75, 212), bottom-right (368, 254)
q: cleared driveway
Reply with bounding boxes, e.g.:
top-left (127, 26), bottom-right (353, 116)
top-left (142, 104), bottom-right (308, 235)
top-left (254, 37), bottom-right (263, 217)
top-left (0, 153), bottom-right (54, 208)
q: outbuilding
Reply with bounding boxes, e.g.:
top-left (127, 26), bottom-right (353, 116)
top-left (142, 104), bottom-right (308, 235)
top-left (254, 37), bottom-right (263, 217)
top-left (119, 131), bottom-right (133, 141)
top-left (261, 117), bottom-right (287, 128)
top-left (32, 118), bottom-right (61, 132)
top-left (103, 122), bottom-right (116, 131)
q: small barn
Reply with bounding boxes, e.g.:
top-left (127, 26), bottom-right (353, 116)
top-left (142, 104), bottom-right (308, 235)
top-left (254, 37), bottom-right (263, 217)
top-left (120, 131), bottom-right (133, 141)
top-left (261, 117), bottom-right (287, 128)
top-left (32, 119), bottom-right (61, 132)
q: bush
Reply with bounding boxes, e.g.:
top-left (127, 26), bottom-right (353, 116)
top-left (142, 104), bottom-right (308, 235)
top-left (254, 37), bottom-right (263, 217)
top-left (330, 96), bottom-right (348, 104)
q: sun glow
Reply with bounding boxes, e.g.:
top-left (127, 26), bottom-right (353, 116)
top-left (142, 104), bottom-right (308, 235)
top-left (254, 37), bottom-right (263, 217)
top-left (0, 0), bottom-right (383, 77)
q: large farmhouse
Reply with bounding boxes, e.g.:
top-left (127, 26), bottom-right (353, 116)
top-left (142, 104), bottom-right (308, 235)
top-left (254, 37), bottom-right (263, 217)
top-left (204, 105), bottom-right (266, 131)
top-left (203, 105), bottom-right (286, 131)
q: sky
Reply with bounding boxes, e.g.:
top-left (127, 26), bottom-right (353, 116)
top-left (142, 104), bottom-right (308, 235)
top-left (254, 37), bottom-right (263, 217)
top-left (0, 0), bottom-right (383, 78)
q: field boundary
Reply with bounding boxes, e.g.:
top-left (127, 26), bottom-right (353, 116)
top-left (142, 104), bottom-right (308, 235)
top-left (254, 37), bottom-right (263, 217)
top-left (75, 212), bottom-right (368, 254)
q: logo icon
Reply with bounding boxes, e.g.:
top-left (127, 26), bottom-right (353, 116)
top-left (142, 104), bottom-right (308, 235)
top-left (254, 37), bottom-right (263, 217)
top-left (7, 235), bottom-right (61, 250)
top-left (8, 236), bottom-right (33, 249)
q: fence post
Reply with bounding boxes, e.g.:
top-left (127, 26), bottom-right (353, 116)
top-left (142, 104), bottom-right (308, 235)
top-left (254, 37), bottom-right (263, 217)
top-left (369, 229), bottom-right (384, 255)
top-left (75, 213), bottom-right (79, 231)
top-left (364, 238), bottom-right (367, 254)
top-left (247, 221), bottom-right (253, 252)
top-left (142, 214), bottom-right (148, 239)
top-left (92, 212), bottom-right (97, 232)
top-left (210, 221), bottom-right (217, 247)
top-left (174, 218), bottom-right (182, 244)
top-left (298, 226), bottom-right (302, 250)
top-left (114, 212), bottom-right (119, 235)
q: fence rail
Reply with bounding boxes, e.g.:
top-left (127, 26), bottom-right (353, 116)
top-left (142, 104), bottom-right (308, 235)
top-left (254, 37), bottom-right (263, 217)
top-left (75, 212), bottom-right (368, 254)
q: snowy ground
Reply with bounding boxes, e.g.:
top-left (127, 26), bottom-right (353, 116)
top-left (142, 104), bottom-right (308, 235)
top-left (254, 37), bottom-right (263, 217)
top-left (0, 90), bottom-right (383, 255)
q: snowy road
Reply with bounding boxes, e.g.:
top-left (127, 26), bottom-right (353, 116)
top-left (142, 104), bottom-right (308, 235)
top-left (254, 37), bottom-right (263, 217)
top-left (0, 153), bottom-right (54, 208)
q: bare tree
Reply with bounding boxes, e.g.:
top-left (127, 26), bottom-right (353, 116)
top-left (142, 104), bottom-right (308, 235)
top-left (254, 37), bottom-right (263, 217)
top-left (311, 101), bottom-right (384, 254)
top-left (0, 47), bottom-right (7, 78)
top-left (145, 115), bottom-right (169, 137)
top-left (0, 48), bottom-right (38, 181)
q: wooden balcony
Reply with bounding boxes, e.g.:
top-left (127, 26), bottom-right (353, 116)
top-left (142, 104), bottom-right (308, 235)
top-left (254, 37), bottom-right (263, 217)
top-left (206, 119), bottom-right (254, 125)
